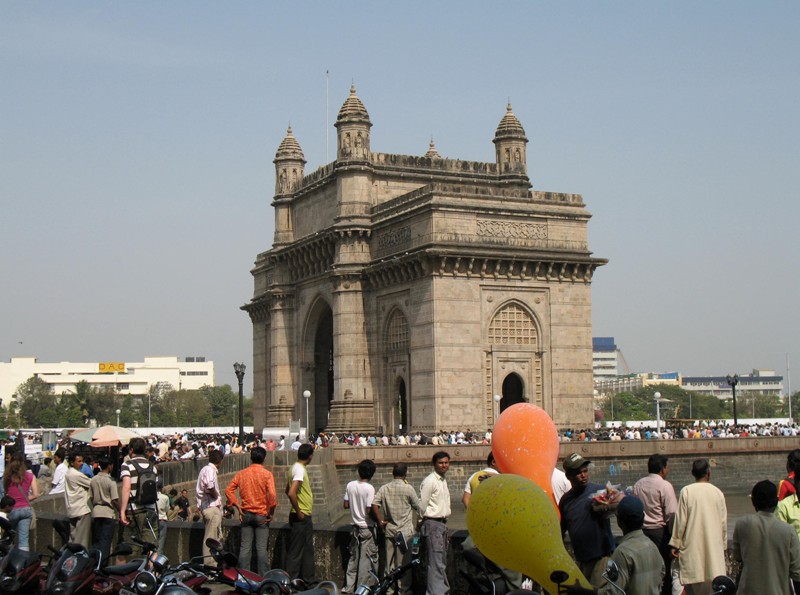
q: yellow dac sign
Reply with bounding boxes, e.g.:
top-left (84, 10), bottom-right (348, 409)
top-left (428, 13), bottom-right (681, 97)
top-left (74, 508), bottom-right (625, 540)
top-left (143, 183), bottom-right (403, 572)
top-left (98, 362), bottom-right (126, 374)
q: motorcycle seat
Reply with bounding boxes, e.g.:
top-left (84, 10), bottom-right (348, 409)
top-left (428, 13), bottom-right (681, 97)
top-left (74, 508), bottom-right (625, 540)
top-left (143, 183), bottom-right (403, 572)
top-left (104, 561), bottom-right (143, 576)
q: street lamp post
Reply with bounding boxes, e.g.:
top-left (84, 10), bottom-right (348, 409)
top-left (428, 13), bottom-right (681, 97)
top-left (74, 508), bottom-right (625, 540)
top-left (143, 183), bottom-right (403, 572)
top-left (303, 390), bottom-right (311, 441)
top-left (727, 374), bottom-right (740, 427)
top-left (654, 392), bottom-right (661, 435)
top-left (115, 409), bottom-right (121, 426)
top-left (493, 394), bottom-right (502, 421)
top-left (233, 363), bottom-right (246, 443)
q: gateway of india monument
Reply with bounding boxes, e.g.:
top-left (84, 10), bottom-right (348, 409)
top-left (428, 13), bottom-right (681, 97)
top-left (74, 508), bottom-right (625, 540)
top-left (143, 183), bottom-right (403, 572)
top-left (242, 86), bottom-right (606, 435)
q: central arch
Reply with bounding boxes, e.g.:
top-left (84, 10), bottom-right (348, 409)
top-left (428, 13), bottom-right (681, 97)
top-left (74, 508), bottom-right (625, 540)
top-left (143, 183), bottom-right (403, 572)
top-left (500, 372), bottom-right (525, 412)
top-left (303, 298), bottom-right (334, 433)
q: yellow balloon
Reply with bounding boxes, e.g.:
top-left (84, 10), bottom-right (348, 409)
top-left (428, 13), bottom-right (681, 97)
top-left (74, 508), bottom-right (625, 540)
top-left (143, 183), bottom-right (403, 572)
top-left (466, 474), bottom-right (592, 594)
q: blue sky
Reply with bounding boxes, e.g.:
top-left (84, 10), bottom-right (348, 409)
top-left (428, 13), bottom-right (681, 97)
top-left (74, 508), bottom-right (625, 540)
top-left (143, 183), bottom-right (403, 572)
top-left (2, 2), bottom-right (798, 393)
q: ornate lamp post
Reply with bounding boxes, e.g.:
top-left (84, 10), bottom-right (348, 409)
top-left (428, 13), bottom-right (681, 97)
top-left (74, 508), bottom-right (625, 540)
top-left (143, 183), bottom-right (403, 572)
top-left (493, 394), bottom-right (502, 421)
top-left (115, 409), bottom-right (121, 426)
top-left (727, 374), bottom-right (740, 427)
top-left (654, 392), bottom-right (672, 437)
top-left (233, 363), bottom-right (246, 443)
top-left (303, 390), bottom-right (311, 440)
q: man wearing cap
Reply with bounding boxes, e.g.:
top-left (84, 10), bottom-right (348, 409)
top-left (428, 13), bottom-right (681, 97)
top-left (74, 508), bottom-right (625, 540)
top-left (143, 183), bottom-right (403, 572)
top-left (559, 453), bottom-right (616, 588)
top-left (599, 496), bottom-right (664, 595)
top-left (733, 480), bottom-right (800, 595)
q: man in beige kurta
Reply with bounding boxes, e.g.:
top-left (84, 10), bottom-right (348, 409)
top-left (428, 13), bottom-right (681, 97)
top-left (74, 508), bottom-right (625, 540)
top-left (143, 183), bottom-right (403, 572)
top-left (669, 459), bottom-right (727, 595)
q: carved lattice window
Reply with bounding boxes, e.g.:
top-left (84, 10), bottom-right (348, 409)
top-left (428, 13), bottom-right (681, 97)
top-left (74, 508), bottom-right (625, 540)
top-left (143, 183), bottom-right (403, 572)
top-left (385, 310), bottom-right (409, 353)
top-left (489, 303), bottom-right (537, 345)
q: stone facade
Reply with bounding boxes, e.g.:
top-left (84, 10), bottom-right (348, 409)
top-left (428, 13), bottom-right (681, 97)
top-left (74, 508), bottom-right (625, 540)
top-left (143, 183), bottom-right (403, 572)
top-left (243, 86), bottom-right (606, 434)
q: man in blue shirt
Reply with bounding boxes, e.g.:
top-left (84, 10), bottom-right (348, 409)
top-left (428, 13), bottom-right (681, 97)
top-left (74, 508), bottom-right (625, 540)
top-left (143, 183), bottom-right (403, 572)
top-left (559, 453), bottom-right (616, 588)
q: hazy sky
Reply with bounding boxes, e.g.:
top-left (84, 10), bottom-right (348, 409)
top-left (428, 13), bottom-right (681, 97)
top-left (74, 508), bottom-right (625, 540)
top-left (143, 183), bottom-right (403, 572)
top-left (2, 2), bottom-right (798, 393)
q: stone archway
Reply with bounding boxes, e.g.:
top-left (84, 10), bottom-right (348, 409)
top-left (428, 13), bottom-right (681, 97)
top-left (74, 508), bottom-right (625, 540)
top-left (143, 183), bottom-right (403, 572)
top-left (303, 298), bottom-right (334, 433)
top-left (397, 377), bottom-right (408, 432)
top-left (500, 372), bottom-right (525, 412)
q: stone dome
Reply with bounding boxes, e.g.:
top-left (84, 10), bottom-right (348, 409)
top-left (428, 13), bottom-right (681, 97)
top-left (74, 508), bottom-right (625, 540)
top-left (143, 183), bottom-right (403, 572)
top-left (274, 126), bottom-right (305, 162)
top-left (335, 85), bottom-right (372, 126)
top-left (425, 138), bottom-right (441, 159)
top-left (493, 102), bottom-right (528, 142)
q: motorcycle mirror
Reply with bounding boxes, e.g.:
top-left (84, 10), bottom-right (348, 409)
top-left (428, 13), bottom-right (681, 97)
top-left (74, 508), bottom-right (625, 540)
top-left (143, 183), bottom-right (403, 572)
top-left (711, 576), bottom-right (736, 594)
top-left (393, 532), bottom-right (408, 554)
top-left (550, 570), bottom-right (570, 585)
top-left (205, 538), bottom-right (222, 550)
top-left (605, 560), bottom-right (620, 582)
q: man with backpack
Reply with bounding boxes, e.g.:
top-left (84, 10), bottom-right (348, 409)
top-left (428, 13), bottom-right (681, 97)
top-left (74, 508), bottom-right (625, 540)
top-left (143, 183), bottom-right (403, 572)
top-left (119, 437), bottom-right (159, 546)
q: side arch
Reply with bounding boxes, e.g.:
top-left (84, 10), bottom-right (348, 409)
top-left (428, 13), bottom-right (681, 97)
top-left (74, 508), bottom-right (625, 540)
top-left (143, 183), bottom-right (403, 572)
top-left (383, 307), bottom-right (411, 433)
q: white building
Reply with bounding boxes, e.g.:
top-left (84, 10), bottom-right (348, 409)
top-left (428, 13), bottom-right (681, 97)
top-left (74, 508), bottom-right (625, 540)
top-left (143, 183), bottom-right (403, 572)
top-left (0, 356), bottom-right (215, 404)
top-left (681, 369), bottom-right (784, 399)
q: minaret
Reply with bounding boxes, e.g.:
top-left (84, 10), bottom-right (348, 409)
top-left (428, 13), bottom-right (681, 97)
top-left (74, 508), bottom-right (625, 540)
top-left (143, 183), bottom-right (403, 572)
top-left (272, 125), bottom-right (306, 245)
top-left (334, 84), bottom-right (372, 161)
top-left (493, 102), bottom-right (530, 187)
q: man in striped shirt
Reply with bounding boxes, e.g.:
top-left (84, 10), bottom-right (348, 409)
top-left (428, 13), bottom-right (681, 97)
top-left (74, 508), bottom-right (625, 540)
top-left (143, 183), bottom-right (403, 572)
top-left (225, 447), bottom-right (277, 575)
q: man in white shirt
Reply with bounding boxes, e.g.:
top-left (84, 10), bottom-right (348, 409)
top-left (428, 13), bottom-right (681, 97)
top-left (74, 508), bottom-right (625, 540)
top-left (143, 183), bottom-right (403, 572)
top-left (50, 448), bottom-right (68, 495)
top-left (64, 453), bottom-right (92, 547)
top-left (342, 460), bottom-right (378, 593)
top-left (196, 450), bottom-right (224, 560)
top-left (462, 452), bottom-right (499, 508)
top-left (420, 451), bottom-right (451, 595)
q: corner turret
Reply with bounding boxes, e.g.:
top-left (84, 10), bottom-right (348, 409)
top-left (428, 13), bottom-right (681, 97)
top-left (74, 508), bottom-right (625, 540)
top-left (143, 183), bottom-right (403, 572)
top-left (493, 103), bottom-right (529, 184)
top-left (335, 85), bottom-right (372, 161)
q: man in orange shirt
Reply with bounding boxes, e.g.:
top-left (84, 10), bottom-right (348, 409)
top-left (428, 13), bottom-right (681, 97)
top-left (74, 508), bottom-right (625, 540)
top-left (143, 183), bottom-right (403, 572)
top-left (225, 447), bottom-right (277, 575)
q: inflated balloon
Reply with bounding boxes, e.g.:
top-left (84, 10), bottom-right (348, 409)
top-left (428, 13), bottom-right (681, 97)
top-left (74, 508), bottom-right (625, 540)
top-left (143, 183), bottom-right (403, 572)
top-left (467, 474), bottom-right (591, 594)
top-left (492, 402), bottom-right (560, 506)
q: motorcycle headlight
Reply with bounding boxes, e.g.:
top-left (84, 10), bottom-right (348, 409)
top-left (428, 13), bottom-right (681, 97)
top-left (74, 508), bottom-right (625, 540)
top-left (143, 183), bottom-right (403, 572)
top-left (134, 571), bottom-right (158, 595)
top-left (0, 575), bottom-right (20, 592)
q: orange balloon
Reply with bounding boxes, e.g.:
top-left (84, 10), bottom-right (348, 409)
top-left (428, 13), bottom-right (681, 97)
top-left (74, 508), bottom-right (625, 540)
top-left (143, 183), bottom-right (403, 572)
top-left (492, 403), bottom-right (560, 507)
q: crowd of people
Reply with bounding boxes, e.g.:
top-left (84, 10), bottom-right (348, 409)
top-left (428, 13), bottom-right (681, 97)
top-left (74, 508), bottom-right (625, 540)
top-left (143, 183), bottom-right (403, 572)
top-left (4, 427), bottom-right (800, 594)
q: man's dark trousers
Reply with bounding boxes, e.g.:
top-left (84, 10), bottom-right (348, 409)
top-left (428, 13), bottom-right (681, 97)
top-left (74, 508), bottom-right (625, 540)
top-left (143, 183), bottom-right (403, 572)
top-left (286, 512), bottom-right (315, 584)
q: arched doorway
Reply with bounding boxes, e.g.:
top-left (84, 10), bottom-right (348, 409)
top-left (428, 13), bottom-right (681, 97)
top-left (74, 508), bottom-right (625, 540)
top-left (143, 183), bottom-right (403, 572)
top-left (309, 304), bottom-right (334, 433)
top-left (500, 373), bottom-right (525, 412)
top-left (397, 378), bottom-right (408, 432)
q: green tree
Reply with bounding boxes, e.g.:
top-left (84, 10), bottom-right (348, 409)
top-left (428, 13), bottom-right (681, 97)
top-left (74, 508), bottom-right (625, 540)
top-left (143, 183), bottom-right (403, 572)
top-left (86, 385), bottom-right (123, 426)
top-left (15, 376), bottom-right (60, 427)
top-left (158, 389), bottom-right (212, 427)
top-left (199, 385), bottom-right (238, 422)
top-left (599, 383), bottom-right (728, 423)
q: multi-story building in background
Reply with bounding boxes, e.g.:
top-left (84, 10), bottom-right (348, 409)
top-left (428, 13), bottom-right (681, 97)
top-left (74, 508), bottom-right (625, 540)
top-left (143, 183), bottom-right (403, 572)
top-left (0, 356), bottom-right (214, 404)
top-left (681, 369), bottom-right (784, 399)
top-left (592, 337), bottom-right (619, 380)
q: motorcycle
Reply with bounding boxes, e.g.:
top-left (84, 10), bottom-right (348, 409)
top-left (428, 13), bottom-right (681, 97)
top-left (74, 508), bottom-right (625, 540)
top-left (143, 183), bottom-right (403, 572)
top-left (43, 521), bottom-right (160, 595)
top-left (0, 516), bottom-right (45, 595)
top-left (354, 533), bottom-right (420, 595)
top-left (203, 539), bottom-right (337, 595)
top-left (119, 557), bottom-right (210, 595)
